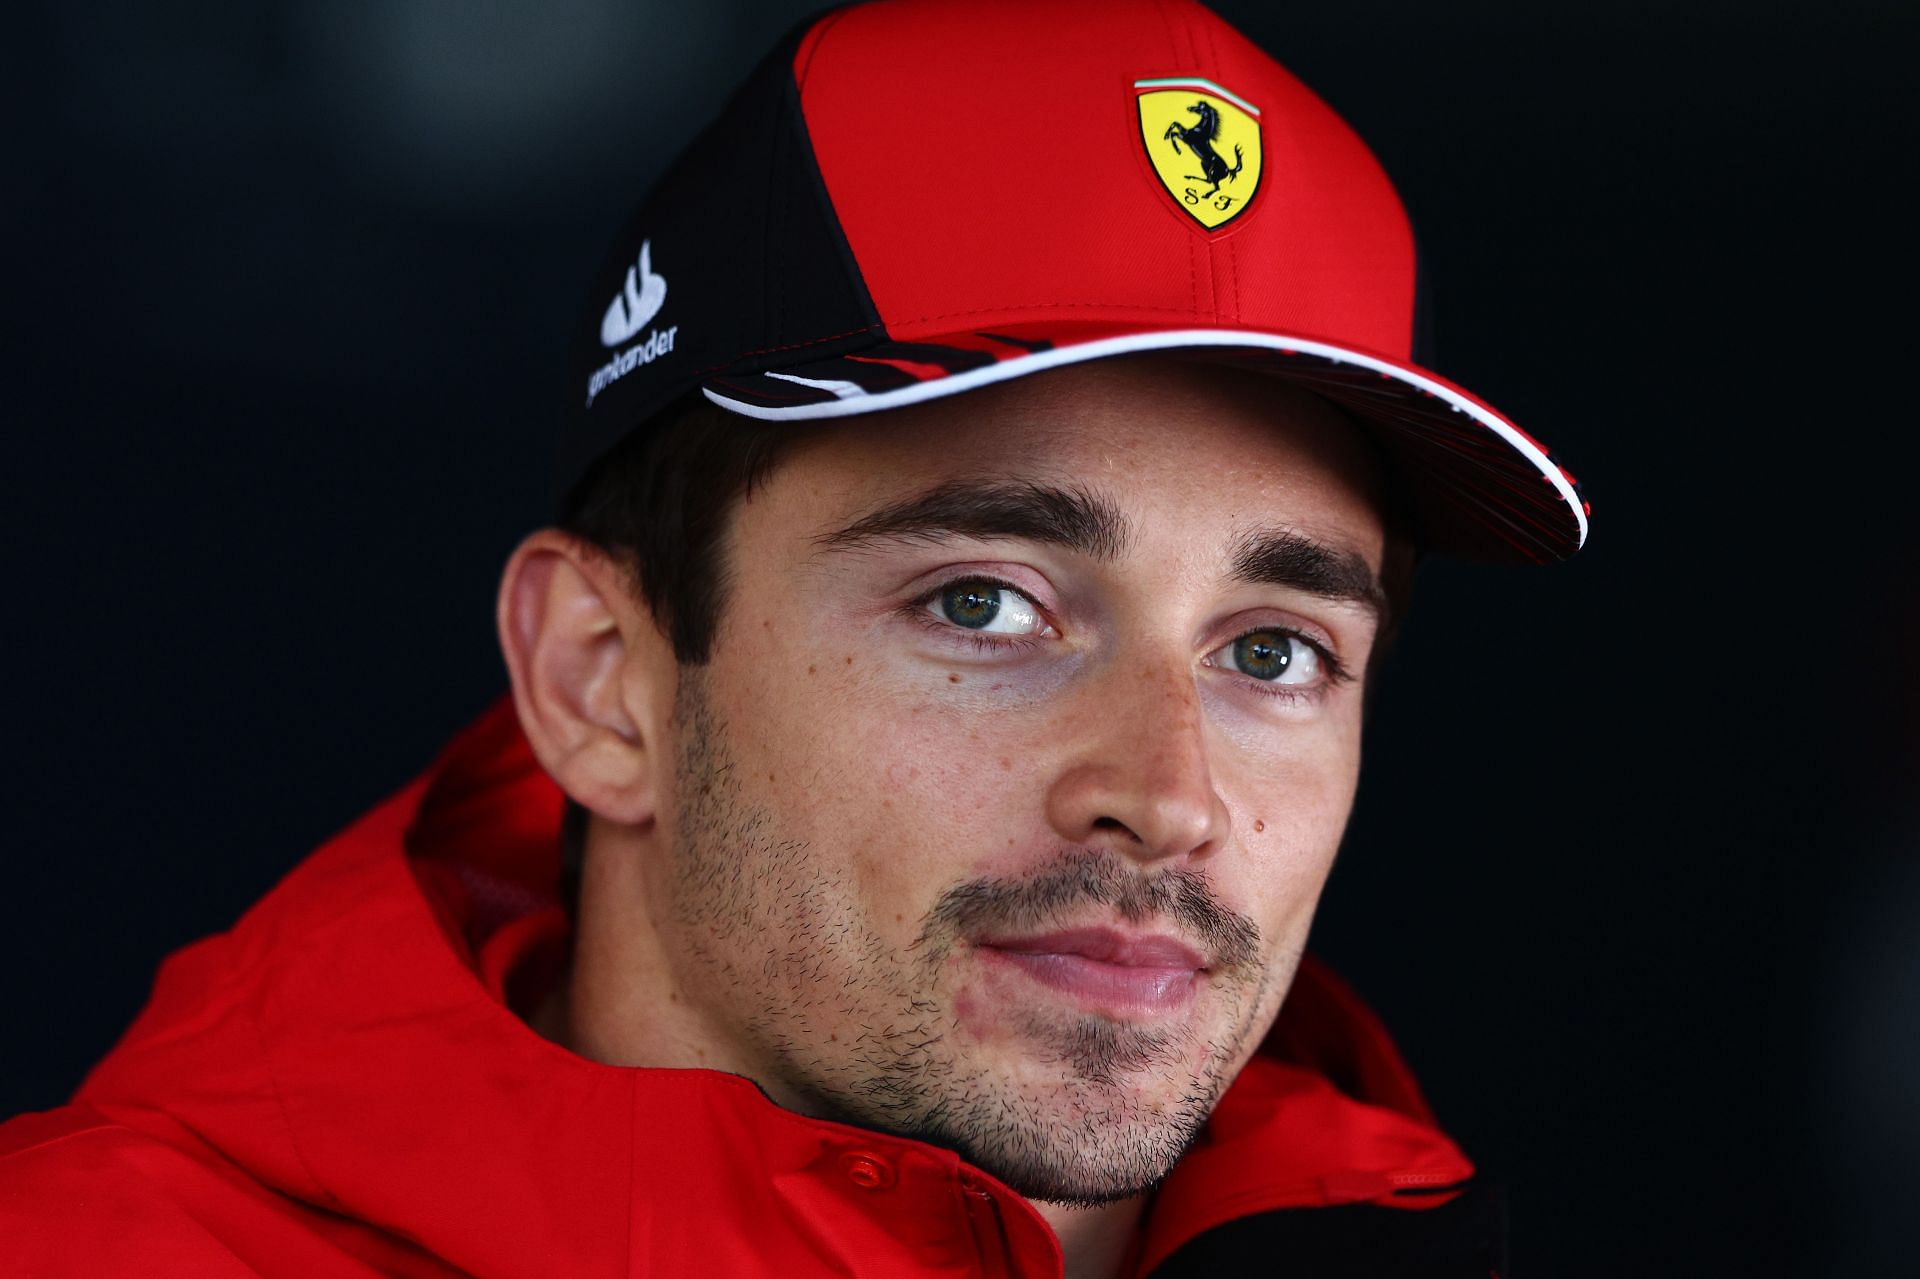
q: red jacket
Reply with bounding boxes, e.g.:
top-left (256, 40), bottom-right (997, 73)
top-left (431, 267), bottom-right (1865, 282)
top-left (1, 698), bottom-right (1486, 1277)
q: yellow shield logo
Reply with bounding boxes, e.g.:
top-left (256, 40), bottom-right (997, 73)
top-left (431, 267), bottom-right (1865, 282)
top-left (1135, 78), bottom-right (1262, 230)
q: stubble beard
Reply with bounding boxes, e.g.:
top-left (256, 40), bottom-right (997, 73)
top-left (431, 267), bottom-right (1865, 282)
top-left (664, 671), bottom-right (1273, 1207)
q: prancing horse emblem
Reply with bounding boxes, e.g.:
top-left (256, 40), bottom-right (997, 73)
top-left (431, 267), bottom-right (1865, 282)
top-left (1134, 79), bottom-right (1263, 231)
top-left (1163, 101), bottom-right (1243, 197)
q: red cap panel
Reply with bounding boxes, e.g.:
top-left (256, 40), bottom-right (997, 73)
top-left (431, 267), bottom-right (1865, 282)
top-left (794, 0), bottom-right (1417, 358)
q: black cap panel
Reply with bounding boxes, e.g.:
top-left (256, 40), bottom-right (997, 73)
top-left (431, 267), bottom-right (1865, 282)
top-left (560, 19), bottom-right (884, 501)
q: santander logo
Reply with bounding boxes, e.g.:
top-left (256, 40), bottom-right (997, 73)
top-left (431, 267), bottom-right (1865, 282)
top-left (599, 240), bottom-right (668, 347)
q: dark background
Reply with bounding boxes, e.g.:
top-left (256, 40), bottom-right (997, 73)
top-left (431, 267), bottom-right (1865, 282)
top-left (7, 2), bottom-right (1917, 1274)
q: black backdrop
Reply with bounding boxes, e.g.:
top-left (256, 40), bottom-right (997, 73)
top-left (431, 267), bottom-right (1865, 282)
top-left (8, 2), bottom-right (1917, 1274)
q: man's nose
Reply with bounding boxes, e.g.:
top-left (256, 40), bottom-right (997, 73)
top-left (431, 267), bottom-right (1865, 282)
top-left (1042, 655), bottom-right (1232, 865)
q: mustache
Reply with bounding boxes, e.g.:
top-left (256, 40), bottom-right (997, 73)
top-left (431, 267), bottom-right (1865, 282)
top-left (917, 849), bottom-right (1262, 976)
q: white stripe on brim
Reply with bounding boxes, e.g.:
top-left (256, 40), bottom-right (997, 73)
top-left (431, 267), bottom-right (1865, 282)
top-left (705, 327), bottom-right (1587, 553)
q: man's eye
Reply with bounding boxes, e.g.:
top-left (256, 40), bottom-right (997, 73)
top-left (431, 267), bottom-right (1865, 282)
top-left (928, 580), bottom-right (1050, 636)
top-left (1212, 629), bottom-right (1322, 685)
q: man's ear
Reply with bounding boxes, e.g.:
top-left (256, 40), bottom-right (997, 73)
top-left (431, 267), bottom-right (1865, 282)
top-left (495, 529), bottom-right (674, 827)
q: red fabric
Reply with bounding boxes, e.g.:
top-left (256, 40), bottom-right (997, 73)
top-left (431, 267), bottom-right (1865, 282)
top-left (795, 0), bottom-right (1416, 357)
top-left (0, 695), bottom-right (1472, 1276)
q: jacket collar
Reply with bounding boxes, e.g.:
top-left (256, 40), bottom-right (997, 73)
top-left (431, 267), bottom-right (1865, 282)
top-left (79, 696), bottom-right (1472, 1278)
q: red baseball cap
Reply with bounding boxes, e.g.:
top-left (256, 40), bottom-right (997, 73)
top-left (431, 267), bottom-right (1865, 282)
top-left (565, 0), bottom-right (1588, 562)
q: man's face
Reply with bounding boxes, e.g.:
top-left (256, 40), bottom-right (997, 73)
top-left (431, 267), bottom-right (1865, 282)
top-left (646, 356), bottom-right (1387, 1205)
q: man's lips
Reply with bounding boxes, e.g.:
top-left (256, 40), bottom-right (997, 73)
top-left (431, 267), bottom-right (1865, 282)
top-left (974, 928), bottom-right (1206, 1015)
top-left (982, 928), bottom-right (1207, 969)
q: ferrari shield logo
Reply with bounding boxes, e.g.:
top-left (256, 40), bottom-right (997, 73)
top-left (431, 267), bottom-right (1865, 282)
top-left (1135, 78), bottom-right (1262, 230)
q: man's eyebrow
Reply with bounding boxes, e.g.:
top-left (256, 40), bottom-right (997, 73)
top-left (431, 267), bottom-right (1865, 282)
top-left (815, 484), bottom-right (1381, 617)
top-left (814, 480), bottom-right (1132, 561)
top-left (1227, 527), bottom-right (1387, 620)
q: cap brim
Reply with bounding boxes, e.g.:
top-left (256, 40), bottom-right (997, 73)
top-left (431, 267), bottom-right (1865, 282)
top-left (701, 323), bottom-right (1587, 563)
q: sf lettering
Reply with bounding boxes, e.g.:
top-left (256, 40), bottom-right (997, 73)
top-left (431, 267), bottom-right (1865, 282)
top-left (1183, 187), bottom-right (1237, 212)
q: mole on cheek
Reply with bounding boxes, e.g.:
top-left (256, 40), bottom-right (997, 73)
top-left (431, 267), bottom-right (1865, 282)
top-left (1253, 818), bottom-right (1266, 833)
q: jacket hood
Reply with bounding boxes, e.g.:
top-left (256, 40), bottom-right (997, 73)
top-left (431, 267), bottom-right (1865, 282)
top-left (70, 695), bottom-right (1472, 1278)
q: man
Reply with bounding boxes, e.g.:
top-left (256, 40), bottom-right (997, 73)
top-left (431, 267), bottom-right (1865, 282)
top-left (1, 1), bottom-right (1586, 1275)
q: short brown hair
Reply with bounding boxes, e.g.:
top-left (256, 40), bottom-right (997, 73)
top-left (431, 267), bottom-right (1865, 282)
top-left (560, 395), bottom-right (803, 665)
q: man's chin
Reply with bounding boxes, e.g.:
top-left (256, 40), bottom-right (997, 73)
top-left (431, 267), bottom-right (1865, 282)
top-left (852, 1038), bottom-right (1222, 1205)
top-left (926, 1073), bottom-right (1217, 1207)
top-left (783, 1023), bottom-right (1230, 1207)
